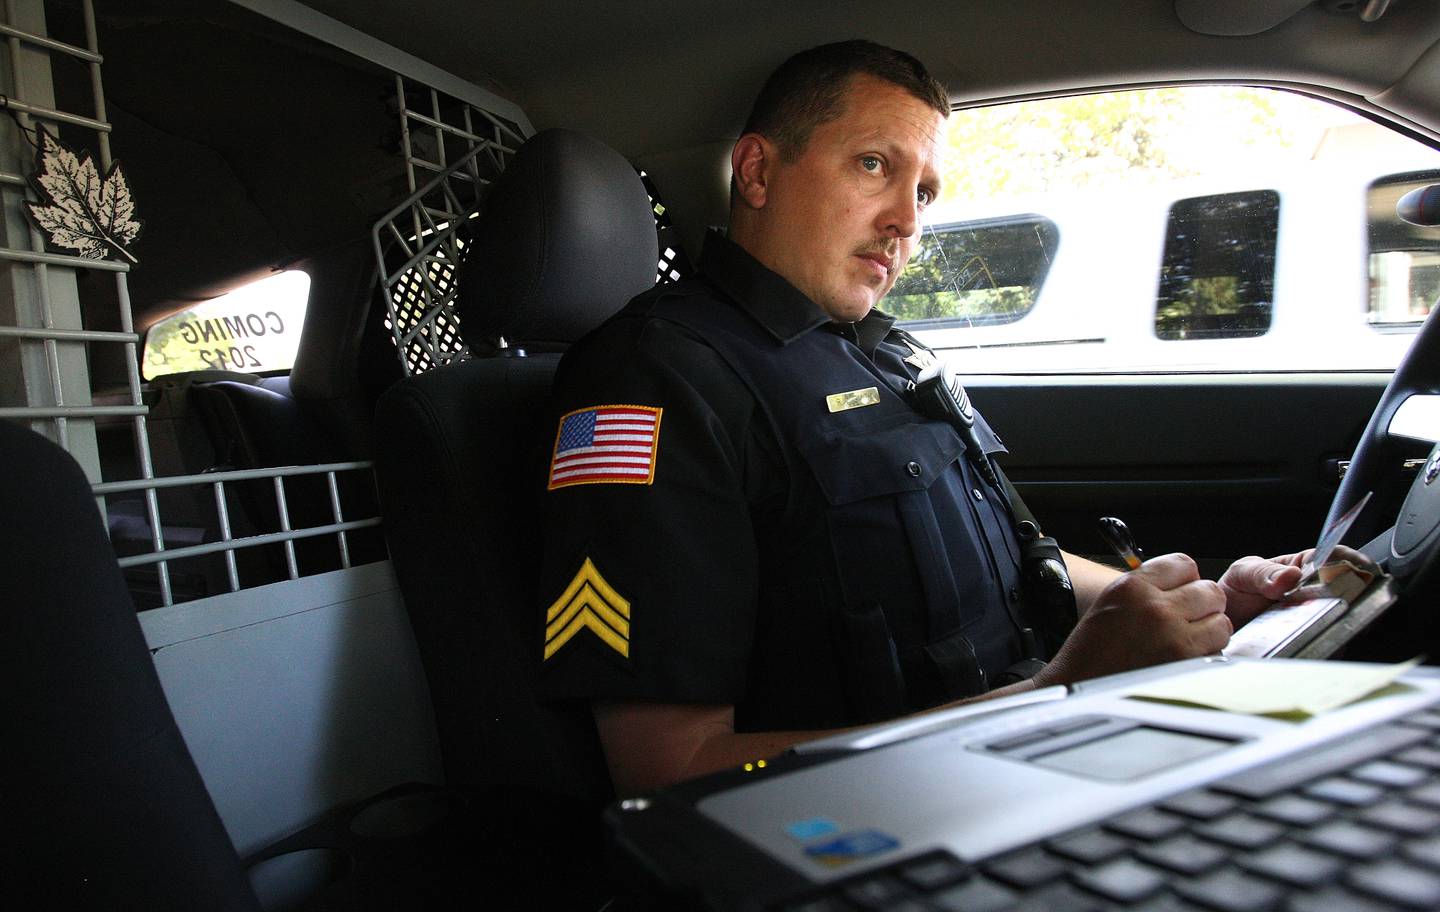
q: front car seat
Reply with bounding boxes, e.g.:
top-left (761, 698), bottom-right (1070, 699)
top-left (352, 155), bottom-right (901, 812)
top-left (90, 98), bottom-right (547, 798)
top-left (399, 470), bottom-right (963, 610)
top-left (372, 128), bottom-right (659, 903)
top-left (0, 420), bottom-right (262, 911)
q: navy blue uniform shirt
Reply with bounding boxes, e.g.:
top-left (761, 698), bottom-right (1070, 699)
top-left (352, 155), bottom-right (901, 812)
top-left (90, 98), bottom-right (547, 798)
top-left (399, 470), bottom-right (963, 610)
top-left (537, 231), bottom-right (1031, 732)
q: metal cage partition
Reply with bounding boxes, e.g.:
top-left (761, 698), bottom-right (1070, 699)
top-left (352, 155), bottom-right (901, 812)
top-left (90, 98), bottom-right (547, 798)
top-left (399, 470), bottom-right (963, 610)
top-left (374, 74), bottom-right (529, 377)
top-left (372, 80), bottom-right (700, 376)
top-left (0, 0), bottom-right (397, 609)
top-left (0, 0), bottom-right (175, 592)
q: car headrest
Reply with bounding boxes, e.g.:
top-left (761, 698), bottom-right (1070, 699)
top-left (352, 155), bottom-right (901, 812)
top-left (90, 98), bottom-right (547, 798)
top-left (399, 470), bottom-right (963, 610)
top-left (457, 129), bottom-right (659, 351)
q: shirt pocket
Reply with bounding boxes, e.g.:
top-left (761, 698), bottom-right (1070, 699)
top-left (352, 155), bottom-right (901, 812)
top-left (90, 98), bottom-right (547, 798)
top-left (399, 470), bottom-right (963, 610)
top-left (797, 412), bottom-right (965, 506)
top-left (795, 412), bottom-right (967, 635)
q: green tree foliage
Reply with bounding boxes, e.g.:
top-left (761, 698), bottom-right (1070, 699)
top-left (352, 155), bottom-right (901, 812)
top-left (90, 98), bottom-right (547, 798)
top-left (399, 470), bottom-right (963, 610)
top-left (142, 309), bottom-right (209, 379)
top-left (936, 87), bottom-right (1290, 202)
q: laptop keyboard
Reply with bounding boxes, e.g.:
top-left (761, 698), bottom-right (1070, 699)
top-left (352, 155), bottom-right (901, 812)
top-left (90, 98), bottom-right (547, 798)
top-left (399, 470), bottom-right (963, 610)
top-left (775, 706), bottom-right (1440, 911)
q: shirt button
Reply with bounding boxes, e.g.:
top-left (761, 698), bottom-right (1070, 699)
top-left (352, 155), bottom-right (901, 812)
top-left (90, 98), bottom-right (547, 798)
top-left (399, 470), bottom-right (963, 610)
top-left (1009, 587), bottom-right (1020, 603)
top-left (905, 461), bottom-right (922, 477)
top-left (973, 488), bottom-right (984, 501)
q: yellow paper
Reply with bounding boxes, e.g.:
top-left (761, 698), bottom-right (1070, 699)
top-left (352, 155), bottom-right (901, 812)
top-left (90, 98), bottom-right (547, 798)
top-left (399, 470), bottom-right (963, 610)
top-left (1127, 658), bottom-right (1420, 720)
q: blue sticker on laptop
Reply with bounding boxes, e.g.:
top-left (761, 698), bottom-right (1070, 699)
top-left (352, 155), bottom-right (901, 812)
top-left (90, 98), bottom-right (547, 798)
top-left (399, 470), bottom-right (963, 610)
top-left (803, 830), bottom-right (900, 868)
top-left (784, 817), bottom-right (840, 841)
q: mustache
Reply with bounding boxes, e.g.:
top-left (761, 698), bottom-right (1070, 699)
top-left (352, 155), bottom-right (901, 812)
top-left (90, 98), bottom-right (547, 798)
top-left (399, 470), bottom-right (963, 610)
top-left (854, 241), bottom-right (901, 269)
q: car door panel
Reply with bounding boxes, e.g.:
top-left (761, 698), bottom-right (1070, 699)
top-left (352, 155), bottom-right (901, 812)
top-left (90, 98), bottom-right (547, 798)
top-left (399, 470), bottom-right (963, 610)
top-left (967, 375), bottom-right (1389, 575)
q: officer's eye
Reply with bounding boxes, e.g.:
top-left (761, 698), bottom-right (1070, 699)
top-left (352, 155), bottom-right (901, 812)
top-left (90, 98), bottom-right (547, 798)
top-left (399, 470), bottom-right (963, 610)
top-left (859, 155), bottom-right (882, 173)
top-left (917, 187), bottom-right (935, 208)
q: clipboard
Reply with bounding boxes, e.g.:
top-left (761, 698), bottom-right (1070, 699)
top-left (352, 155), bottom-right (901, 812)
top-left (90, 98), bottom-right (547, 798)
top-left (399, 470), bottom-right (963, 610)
top-left (1223, 572), bottom-right (1397, 659)
top-left (1222, 492), bottom-right (1397, 659)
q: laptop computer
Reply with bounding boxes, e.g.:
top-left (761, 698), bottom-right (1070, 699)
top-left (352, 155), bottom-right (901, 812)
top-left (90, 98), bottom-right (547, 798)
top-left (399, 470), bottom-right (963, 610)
top-left (607, 657), bottom-right (1440, 910)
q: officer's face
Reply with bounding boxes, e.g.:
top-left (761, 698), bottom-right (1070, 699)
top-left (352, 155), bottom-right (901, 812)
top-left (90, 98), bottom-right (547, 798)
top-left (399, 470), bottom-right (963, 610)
top-left (749, 74), bottom-right (946, 323)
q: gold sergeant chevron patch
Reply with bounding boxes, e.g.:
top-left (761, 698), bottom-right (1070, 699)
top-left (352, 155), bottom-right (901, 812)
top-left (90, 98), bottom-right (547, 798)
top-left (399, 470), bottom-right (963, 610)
top-left (544, 557), bottom-right (631, 661)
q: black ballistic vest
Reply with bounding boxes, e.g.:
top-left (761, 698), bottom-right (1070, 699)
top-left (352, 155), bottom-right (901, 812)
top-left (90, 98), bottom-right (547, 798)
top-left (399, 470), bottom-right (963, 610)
top-left (645, 289), bottom-right (1032, 730)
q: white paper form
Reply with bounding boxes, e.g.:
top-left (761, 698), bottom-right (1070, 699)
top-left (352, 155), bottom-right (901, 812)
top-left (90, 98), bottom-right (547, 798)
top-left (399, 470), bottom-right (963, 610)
top-left (1222, 597), bottom-right (1349, 658)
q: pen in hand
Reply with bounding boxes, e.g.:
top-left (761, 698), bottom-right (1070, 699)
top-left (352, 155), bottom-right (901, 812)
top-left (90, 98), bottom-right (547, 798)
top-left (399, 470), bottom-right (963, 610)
top-left (1098, 516), bottom-right (1145, 571)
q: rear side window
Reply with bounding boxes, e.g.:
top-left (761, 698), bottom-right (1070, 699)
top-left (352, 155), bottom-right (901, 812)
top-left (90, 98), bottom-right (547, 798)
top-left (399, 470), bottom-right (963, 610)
top-left (1368, 170), bottom-right (1440, 327)
top-left (1154, 190), bottom-right (1280, 340)
top-left (887, 214), bottom-right (1058, 326)
top-left (142, 271), bottom-right (310, 379)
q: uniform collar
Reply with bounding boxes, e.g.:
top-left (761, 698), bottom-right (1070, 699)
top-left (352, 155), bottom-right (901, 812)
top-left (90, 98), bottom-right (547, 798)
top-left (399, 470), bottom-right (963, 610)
top-left (699, 230), bottom-right (896, 356)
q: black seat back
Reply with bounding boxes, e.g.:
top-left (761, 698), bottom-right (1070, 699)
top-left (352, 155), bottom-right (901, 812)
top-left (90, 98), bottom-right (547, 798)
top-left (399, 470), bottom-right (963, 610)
top-left (374, 129), bottom-right (658, 804)
top-left (0, 420), bottom-right (261, 911)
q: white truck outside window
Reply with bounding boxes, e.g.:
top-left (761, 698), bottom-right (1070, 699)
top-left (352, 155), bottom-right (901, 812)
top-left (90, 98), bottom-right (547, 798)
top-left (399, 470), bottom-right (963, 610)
top-left (906, 86), bottom-right (1440, 373)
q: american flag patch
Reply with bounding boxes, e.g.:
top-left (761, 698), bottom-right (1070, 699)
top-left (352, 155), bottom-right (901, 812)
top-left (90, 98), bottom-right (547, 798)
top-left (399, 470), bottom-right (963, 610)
top-left (547, 405), bottom-right (663, 490)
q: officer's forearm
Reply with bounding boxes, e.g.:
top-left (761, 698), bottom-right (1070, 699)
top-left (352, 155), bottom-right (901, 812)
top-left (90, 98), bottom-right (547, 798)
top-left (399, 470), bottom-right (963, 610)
top-left (594, 700), bottom-right (854, 796)
top-left (1061, 549), bottom-right (1123, 616)
top-left (596, 685), bottom-right (1051, 797)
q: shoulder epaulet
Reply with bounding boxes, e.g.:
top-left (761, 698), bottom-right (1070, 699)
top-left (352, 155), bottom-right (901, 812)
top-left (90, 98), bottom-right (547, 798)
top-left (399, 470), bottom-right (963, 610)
top-left (626, 277), bottom-right (713, 315)
top-left (889, 326), bottom-right (934, 355)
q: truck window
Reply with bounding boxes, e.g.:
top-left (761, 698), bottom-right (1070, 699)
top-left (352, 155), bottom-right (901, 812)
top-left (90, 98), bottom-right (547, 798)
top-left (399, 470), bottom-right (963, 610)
top-left (887, 214), bottom-right (1058, 327)
top-left (1154, 190), bottom-right (1279, 341)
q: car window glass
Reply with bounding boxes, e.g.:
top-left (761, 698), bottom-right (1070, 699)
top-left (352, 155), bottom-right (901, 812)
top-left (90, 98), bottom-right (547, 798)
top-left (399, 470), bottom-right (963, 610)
top-left (889, 214), bottom-right (1057, 326)
top-left (1155, 190), bottom-right (1280, 340)
top-left (906, 86), bottom-right (1440, 372)
top-left (142, 271), bottom-right (310, 379)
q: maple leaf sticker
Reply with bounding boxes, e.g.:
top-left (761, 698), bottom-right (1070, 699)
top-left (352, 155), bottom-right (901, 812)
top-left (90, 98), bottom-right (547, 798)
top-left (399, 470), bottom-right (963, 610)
top-left (24, 126), bottom-right (141, 264)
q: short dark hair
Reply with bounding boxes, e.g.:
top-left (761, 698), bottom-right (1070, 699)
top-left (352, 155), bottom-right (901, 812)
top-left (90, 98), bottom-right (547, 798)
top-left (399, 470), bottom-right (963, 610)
top-left (741, 40), bottom-right (949, 161)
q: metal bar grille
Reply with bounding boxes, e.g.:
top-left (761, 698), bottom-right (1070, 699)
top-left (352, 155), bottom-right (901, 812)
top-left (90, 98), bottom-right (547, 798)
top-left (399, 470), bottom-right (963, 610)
top-left (0, 21), bottom-right (98, 61)
top-left (97, 460), bottom-right (382, 600)
top-left (373, 75), bottom-right (530, 377)
top-left (115, 518), bottom-right (384, 570)
top-left (93, 460), bottom-right (379, 494)
top-left (0, 324), bottom-right (139, 342)
top-left (0, 246), bottom-right (130, 270)
top-left (0, 0), bottom-right (168, 598)
top-left (0, 1), bottom-right (393, 610)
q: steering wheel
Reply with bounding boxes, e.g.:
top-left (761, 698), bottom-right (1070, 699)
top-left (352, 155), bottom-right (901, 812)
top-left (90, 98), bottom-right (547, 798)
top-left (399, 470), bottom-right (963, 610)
top-left (1325, 300), bottom-right (1440, 627)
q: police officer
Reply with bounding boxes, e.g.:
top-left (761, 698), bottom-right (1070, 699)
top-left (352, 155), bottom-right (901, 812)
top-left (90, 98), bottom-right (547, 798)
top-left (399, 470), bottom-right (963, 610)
top-left (537, 40), bottom-right (1310, 795)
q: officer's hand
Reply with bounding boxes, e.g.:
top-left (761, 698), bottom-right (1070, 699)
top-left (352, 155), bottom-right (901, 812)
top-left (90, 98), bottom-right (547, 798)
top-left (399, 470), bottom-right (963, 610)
top-left (1035, 553), bottom-right (1230, 687)
top-left (1218, 551), bottom-right (1310, 628)
top-left (1220, 545), bottom-right (1376, 627)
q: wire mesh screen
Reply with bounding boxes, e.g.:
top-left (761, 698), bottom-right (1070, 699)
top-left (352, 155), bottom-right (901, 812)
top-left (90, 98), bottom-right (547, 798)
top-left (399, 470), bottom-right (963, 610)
top-left (386, 233), bottom-right (467, 376)
top-left (374, 91), bottom-right (700, 375)
top-left (375, 75), bottom-right (526, 376)
top-left (640, 169), bottom-right (695, 285)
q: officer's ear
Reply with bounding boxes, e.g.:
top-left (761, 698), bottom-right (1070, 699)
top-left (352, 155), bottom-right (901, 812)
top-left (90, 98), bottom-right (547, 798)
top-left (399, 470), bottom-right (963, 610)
top-left (731, 133), bottom-right (772, 210)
